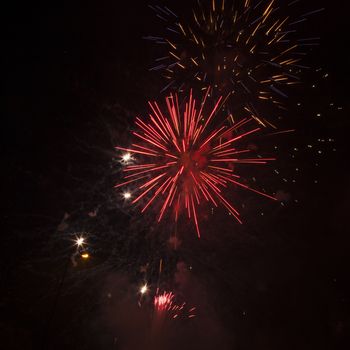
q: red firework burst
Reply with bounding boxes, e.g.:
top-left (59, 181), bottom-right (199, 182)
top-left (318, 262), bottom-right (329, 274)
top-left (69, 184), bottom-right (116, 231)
top-left (154, 291), bottom-right (195, 320)
top-left (116, 89), bottom-right (276, 237)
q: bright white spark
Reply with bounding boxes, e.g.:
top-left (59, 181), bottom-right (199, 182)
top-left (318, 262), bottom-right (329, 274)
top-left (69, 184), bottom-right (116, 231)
top-left (76, 237), bottom-right (85, 247)
top-left (123, 192), bottom-right (131, 199)
top-left (140, 284), bottom-right (148, 294)
top-left (122, 153), bottom-right (132, 162)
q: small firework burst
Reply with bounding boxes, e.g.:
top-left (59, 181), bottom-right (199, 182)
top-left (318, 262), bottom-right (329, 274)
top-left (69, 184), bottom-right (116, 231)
top-left (154, 291), bottom-right (196, 319)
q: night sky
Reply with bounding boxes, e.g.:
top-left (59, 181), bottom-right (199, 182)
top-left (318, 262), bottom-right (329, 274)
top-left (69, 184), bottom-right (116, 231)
top-left (2, 1), bottom-right (350, 349)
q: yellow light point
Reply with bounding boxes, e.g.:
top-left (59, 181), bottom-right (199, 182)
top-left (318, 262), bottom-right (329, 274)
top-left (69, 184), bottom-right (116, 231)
top-left (81, 253), bottom-right (89, 259)
top-left (212, 0), bottom-right (216, 12)
top-left (221, 0), bottom-right (225, 12)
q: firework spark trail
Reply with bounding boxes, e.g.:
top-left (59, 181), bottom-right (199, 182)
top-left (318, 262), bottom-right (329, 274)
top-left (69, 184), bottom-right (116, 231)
top-left (116, 89), bottom-right (276, 237)
top-left (154, 291), bottom-right (196, 319)
top-left (146, 0), bottom-right (323, 126)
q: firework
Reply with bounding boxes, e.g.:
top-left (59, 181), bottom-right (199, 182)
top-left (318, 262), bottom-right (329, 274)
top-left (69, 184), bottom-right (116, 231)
top-left (116, 89), bottom-right (276, 237)
top-left (146, 0), bottom-right (323, 126)
top-left (154, 291), bottom-right (196, 319)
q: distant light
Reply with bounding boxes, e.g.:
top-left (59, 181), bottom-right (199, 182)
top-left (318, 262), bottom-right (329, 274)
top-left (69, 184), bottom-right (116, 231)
top-left (76, 237), bottom-right (85, 247)
top-left (122, 153), bottom-right (131, 162)
top-left (140, 284), bottom-right (148, 295)
top-left (81, 253), bottom-right (89, 259)
top-left (123, 192), bottom-right (131, 199)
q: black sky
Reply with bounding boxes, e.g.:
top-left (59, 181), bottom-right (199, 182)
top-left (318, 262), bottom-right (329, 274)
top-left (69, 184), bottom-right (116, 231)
top-left (2, 1), bottom-right (350, 349)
